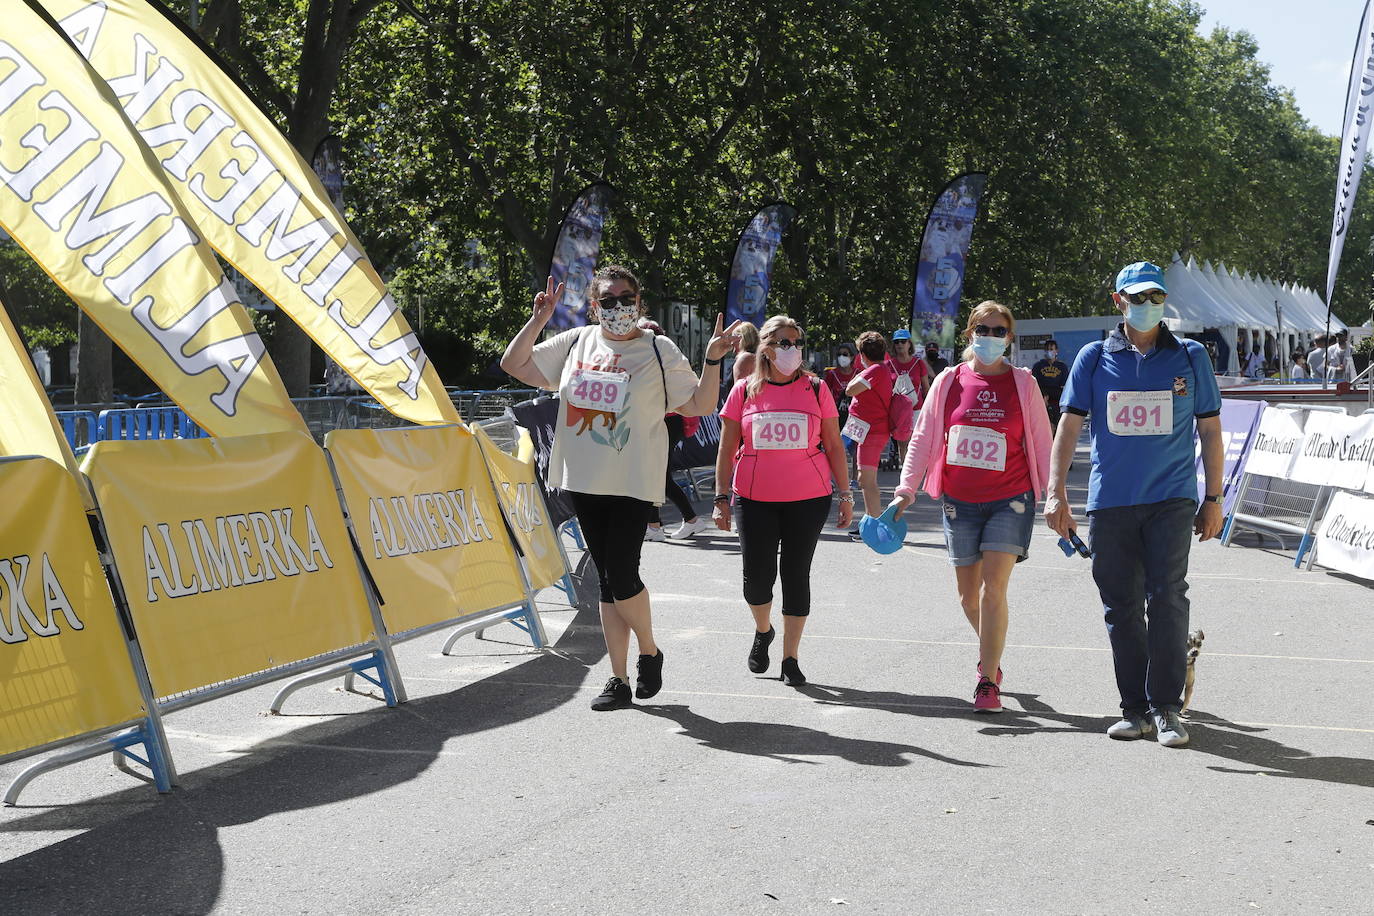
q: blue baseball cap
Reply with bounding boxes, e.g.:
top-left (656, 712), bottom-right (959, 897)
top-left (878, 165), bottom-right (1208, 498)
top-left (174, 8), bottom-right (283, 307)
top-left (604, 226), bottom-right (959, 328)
top-left (892, 329), bottom-right (912, 341)
top-left (1115, 261), bottom-right (1167, 295)
top-left (859, 504), bottom-right (909, 555)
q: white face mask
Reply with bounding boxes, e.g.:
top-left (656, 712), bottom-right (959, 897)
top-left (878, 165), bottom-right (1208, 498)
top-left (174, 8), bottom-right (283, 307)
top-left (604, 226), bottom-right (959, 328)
top-left (836, 354), bottom-right (852, 368)
top-left (772, 347), bottom-right (804, 374)
top-left (597, 303), bottom-right (639, 335)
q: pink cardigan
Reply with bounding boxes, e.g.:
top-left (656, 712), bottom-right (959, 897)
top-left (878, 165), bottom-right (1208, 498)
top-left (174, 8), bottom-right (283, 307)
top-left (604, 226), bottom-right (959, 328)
top-left (894, 362), bottom-right (1054, 503)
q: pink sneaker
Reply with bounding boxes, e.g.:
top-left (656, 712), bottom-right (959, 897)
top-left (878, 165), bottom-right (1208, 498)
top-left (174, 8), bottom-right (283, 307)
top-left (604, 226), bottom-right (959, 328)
top-left (973, 676), bottom-right (1003, 713)
top-left (977, 662), bottom-right (1003, 686)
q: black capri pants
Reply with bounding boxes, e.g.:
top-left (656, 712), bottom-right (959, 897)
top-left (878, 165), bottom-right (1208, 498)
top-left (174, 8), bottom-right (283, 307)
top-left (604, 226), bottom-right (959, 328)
top-left (570, 491), bottom-right (652, 603)
top-left (736, 494), bottom-right (831, 616)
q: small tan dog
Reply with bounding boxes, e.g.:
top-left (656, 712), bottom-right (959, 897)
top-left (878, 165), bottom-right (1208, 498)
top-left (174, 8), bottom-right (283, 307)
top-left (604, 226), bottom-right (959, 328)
top-left (1181, 629), bottom-right (1205, 717)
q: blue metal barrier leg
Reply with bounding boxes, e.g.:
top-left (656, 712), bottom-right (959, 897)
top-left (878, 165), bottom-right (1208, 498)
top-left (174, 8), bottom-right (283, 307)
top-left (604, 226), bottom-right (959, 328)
top-left (1294, 533), bottom-right (1312, 569)
top-left (346, 651), bottom-right (398, 707)
top-left (562, 518), bottom-right (585, 550)
top-left (110, 720), bottom-right (174, 793)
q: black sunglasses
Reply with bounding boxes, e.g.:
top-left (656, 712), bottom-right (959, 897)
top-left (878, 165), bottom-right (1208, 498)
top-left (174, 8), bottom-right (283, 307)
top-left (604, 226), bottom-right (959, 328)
top-left (769, 337), bottom-right (805, 350)
top-left (1123, 290), bottom-right (1167, 305)
top-left (973, 325), bottom-right (1009, 338)
top-left (596, 293), bottom-right (637, 309)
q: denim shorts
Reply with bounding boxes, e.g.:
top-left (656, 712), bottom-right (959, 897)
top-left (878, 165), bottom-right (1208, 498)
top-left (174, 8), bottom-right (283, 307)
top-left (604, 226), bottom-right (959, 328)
top-left (939, 490), bottom-right (1036, 566)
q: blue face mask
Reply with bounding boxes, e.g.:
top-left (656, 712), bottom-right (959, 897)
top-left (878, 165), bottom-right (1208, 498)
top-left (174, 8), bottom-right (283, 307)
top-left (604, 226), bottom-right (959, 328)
top-left (970, 336), bottom-right (1007, 364)
top-left (1126, 303), bottom-right (1165, 333)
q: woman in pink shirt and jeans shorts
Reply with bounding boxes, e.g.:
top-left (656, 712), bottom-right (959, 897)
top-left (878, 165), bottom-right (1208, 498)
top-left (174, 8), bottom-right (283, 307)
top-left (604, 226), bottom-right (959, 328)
top-left (715, 316), bottom-right (854, 686)
top-left (889, 302), bottom-right (1053, 713)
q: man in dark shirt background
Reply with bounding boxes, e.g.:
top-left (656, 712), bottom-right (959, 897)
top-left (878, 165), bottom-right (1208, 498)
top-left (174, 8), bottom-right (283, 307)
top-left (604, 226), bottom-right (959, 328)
top-left (923, 340), bottom-right (949, 376)
top-left (1031, 339), bottom-right (1069, 428)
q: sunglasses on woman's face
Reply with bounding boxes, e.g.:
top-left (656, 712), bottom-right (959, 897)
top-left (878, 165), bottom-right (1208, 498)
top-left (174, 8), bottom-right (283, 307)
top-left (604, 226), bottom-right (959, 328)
top-left (973, 325), bottom-right (1009, 338)
top-left (596, 293), bottom-right (637, 310)
top-left (770, 337), bottom-right (805, 350)
top-left (1123, 290), bottom-right (1167, 305)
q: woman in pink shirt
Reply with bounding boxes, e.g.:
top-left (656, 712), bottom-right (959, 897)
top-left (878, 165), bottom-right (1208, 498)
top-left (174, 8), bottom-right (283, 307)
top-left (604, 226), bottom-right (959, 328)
top-left (886, 328), bottom-right (931, 467)
top-left (715, 316), bottom-right (854, 685)
top-left (890, 302), bottom-right (1052, 714)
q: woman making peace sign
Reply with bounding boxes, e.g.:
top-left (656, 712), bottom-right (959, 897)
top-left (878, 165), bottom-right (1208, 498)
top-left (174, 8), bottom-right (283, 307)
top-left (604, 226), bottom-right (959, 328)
top-left (501, 265), bottom-right (741, 710)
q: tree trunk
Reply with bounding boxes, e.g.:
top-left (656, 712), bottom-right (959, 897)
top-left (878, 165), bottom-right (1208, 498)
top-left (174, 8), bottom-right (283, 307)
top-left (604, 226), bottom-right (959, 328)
top-left (74, 311), bottom-right (113, 404)
top-left (269, 318), bottom-right (312, 396)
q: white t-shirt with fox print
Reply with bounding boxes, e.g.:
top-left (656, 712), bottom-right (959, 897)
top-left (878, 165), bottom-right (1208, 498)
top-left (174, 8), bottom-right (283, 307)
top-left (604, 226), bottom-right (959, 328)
top-left (532, 327), bottom-right (699, 505)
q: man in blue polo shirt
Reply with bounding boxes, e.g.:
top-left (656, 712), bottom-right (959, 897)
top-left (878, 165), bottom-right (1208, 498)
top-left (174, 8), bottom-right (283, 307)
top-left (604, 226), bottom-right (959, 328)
top-left (1044, 261), bottom-right (1224, 748)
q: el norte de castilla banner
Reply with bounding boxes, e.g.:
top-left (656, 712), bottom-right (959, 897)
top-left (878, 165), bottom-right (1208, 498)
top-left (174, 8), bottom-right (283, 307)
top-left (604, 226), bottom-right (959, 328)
top-left (1, 0), bottom-right (305, 437)
top-left (37, 0), bottom-right (459, 425)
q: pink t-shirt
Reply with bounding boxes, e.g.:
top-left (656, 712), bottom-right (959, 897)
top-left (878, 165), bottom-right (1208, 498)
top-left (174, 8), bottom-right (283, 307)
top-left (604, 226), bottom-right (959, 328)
top-left (848, 362), bottom-right (894, 431)
top-left (721, 376), bottom-right (839, 501)
top-left (940, 363), bottom-right (1032, 503)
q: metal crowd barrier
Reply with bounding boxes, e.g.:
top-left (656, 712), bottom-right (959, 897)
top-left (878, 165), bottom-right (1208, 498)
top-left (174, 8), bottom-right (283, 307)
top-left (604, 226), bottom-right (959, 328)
top-left (55, 390), bottom-right (544, 451)
top-left (1221, 404), bottom-right (1347, 567)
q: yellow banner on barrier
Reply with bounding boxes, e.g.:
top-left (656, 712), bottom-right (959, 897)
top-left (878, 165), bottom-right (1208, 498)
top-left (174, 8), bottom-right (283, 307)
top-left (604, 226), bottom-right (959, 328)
top-left (0, 4), bottom-right (306, 438)
top-left (84, 431), bottom-right (373, 697)
top-left (0, 292), bottom-right (90, 506)
top-left (0, 457), bottom-right (143, 758)
top-left (40, 0), bottom-right (461, 427)
top-left (325, 425), bottom-right (527, 634)
top-left (474, 427), bottom-right (568, 591)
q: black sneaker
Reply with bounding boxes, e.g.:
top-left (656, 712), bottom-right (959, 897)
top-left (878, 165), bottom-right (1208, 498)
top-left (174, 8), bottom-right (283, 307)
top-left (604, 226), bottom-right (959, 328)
top-left (847, 526), bottom-right (863, 542)
top-left (591, 676), bottom-right (632, 710)
top-left (780, 656), bottom-right (807, 686)
top-left (635, 650), bottom-right (664, 699)
top-left (748, 627), bottom-right (775, 673)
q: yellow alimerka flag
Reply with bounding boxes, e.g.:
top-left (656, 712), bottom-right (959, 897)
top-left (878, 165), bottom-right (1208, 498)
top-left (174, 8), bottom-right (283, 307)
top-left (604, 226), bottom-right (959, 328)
top-left (474, 426), bottom-right (569, 591)
top-left (0, 291), bottom-right (90, 505)
top-left (84, 430), bottom-right (375, 697)
top-left (41, 0), bottom-right (461, 426)
top-left (325, 425), bottom-right (528, 635)
top-left (0, 456), bottom-right (144, 759)
top-left (0, 3), bottom-right (305, 438)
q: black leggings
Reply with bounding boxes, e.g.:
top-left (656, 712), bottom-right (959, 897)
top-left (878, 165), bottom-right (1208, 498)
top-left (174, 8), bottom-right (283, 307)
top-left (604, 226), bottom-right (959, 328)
top-left (736, 494), bottom-right (831, 616)
top-left (650, 415), bottom-right (698, 524)
top-left (570, 491), bottom-right (651, 603)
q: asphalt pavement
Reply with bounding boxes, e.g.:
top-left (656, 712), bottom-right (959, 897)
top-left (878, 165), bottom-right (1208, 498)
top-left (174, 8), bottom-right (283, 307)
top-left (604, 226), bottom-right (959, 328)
top-left (3, 437), bottom-right (1373, 914)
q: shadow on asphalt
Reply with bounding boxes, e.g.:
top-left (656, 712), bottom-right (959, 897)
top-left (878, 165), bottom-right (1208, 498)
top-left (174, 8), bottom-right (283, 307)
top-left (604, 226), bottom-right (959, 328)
top-left (975, 694), bottom-right (1374, 788)
top-left (0, 555), bottom-right (608, 916)
top-left (636, 703), bottom-right (989, 769)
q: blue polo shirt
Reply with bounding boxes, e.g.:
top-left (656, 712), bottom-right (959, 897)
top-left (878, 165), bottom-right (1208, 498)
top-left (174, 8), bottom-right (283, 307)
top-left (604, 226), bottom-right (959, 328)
top-left (1061, 323), bottom-right (1221, 512)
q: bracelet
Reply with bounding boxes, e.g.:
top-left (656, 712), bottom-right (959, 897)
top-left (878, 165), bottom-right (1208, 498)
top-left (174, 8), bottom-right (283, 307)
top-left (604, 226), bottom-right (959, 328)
top-left (704, 355), bottom-right (723, 366)
top-left (713, 494), bottom-right (730, 503)
top-left (837, 493), bottom-right (855, 503)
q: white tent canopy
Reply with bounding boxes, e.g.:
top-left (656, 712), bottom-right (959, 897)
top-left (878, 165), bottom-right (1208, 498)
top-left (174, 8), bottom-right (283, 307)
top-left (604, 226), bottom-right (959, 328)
top-left (1160, 254), bottom-right (1352, 375)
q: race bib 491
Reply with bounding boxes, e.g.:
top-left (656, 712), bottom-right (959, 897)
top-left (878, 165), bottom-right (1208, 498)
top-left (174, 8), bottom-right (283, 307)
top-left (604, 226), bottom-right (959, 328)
top-left (1106, 390), bottom-right (1172, 437)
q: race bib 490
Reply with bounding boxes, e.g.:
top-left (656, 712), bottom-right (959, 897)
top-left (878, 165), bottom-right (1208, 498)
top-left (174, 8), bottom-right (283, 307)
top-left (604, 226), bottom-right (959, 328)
top-left (751, 411), bottom-right (808, 450)
top-left (1106, 390), bottom-right (1172, 437)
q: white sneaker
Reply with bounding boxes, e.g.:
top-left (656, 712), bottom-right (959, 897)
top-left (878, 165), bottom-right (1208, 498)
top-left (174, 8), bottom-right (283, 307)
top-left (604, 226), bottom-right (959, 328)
top-left (669, 516), bottom-right (710, 539)
top-left (644, 526), bottom-right (667, 542)
top-left (1153, 710), bottom-right (1190, 748)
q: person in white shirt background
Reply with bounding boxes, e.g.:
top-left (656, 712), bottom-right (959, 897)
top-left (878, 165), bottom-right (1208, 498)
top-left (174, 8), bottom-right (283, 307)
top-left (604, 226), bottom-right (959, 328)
top-left (1325, 330), bottom-right (1355, 382)
top-left (1306, 334), bottom-right (1328, 380)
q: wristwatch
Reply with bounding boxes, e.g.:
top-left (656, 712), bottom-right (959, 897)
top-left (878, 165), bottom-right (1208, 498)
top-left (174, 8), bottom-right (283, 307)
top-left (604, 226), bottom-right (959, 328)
top-left (1203, 494), bottom-right (1223, 504)
top-left (704, 355), bottom-right (723, 366)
